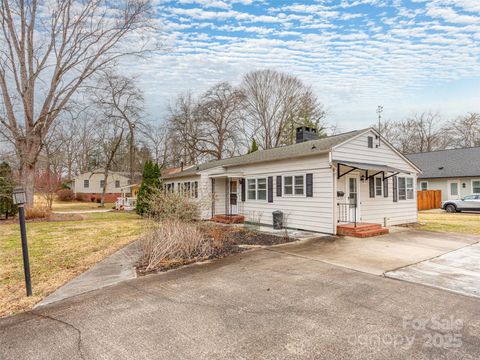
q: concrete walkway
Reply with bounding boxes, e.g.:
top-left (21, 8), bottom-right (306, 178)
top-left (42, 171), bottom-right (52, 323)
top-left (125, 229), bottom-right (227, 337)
top-left (386, 243), bottom-right (480, 298)
top-left (35, 241), bottom-right (141, 308)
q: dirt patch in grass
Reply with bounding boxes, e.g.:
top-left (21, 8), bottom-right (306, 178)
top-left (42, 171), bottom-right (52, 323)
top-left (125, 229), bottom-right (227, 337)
top-left (136, 224), bottom-right (295, 276)
top-left (0, 213), bottom-right (85, 225)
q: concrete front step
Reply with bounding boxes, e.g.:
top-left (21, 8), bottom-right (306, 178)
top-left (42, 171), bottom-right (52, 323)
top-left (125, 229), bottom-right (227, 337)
top-left (337, 223), bottom-right (389, 238)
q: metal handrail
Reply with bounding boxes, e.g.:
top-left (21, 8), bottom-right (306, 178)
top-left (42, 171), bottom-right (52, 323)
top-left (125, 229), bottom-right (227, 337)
top-left (337, 202), bottom-right (357, 227)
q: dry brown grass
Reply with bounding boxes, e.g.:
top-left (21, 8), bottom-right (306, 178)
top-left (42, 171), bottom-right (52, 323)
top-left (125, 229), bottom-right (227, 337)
top-left (0, 212), bottom-right (143, 317)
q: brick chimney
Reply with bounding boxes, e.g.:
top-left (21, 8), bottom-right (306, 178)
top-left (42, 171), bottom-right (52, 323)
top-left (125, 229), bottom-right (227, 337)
top-left (296, 126), bottom-right (318, 144)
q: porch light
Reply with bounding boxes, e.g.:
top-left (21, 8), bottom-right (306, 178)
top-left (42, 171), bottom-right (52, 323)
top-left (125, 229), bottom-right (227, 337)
top-left (360, 175), bottom-right (366, 182)
top-left (12, 186), bottom-right (27, 205)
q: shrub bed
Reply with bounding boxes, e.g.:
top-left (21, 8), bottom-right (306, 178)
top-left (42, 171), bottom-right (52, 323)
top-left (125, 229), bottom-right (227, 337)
top-left (136, 222), bottom-right (296, 275)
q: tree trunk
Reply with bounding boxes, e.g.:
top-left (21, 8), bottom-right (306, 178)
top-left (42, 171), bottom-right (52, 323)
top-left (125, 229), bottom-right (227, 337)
top-left (101, 171), bottom-right (109, 207)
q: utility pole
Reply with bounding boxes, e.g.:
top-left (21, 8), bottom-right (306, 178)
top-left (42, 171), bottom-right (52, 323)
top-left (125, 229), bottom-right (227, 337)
top-left (376, 105), bottom-right (383, 148)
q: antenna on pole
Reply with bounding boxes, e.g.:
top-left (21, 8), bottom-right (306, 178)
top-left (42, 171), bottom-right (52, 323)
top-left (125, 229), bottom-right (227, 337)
top-left (376, 105), bottom-right (383, 148)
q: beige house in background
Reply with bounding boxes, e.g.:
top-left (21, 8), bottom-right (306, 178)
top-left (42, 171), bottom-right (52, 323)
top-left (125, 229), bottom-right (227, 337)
top-left (72, 170), bottom-right (135, 202)
top-left (406, 147), bottom-right (480, 201)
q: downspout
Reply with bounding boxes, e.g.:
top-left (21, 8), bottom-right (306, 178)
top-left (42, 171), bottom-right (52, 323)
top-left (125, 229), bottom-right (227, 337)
top-left (329, 151), bottom-right (337, 235)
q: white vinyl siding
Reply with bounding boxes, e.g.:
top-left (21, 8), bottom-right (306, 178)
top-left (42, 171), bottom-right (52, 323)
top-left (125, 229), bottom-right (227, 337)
top-left (332, 130), bottom-right (418, 173)
top-left (227, 156), bottom-right (335, 234)
top-left (333, 130), bottom-right (418, 226)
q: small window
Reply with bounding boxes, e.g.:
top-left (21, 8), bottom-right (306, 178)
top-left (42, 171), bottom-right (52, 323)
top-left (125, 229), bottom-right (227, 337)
top-left (284, 176), bottom-right (293, 195)
top-left (100, 180), bottom-right (105, 189)
top-left (247, 179), bottom-right (256, 200)
top-left (84, 179), bottom-right (89, 188)
top-left (420, 181), bottom-right (428, 191)
top-left (257, 178), bottom-right (267, 201)
top-left (472, 180), bottom-right (480, 194)
top-left (375, 177), bottom-right (383, 196)
top-left (294, 175), bottom-right (305, 195)
top-left (464, 195), bottom-right (476, 200)
top-left (115, 180), bottom-right (120, 188)
top-left (406, 178), bottom-right (414, 199)
top-left (367, 136), bottom-right (373, 148)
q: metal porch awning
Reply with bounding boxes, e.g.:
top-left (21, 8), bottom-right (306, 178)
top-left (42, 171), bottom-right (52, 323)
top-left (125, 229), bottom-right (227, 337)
top-left (335, 160), bottom-right (411, 180)
top-left (208, 172), bottom-right (244, 179)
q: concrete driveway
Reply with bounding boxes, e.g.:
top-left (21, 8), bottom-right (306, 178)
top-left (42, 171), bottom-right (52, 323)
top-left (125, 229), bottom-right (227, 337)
top-left (1, 241), bottom-right (480, 359)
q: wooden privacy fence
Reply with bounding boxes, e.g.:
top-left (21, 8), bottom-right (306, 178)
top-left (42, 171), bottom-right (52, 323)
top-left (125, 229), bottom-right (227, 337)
top-left (417, 190), bottom-right (442, 210)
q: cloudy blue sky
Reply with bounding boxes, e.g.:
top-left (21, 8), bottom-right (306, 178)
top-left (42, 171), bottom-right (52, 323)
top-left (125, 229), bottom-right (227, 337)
top-left (129, 0), bottom-right (480, 130)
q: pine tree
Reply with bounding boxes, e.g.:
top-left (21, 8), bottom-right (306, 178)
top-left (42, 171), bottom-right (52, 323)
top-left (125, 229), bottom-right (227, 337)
top-left (136, 161), bottom-right (162, 216)
top-left (248, 138), bottom-right (259, 154)
top-left (0, 162), bottom-right (18, 219)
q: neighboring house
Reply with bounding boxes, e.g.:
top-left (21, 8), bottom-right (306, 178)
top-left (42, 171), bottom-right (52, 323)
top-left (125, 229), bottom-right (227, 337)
top-left (162, 127), bottom-right (420, 235)
top-left (72, 170), bottom-right (139, 202)
top-left (406, 147), bottom-right (480, 201)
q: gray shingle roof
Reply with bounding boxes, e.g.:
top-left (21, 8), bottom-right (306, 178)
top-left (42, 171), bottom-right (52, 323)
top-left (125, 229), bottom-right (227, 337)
top-left (406, 147), bottom-right (480, 179)
top-left (162, 128), bottom-right (368, 179)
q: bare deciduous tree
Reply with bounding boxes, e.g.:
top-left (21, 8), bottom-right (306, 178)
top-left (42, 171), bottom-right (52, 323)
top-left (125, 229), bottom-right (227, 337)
top-left (196, 82), bottom-right (244, 160)
top-left (0, 0), bottom-right (154, 204)
top-left (447, 112), bottom-right (480, 148)
top-left (94, 71), bottom-right (144, 183)
top-left (240, 69), bottom-right (326, 149)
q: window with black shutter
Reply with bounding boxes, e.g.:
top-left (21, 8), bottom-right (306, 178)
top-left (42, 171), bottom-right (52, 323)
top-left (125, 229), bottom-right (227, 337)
top-left (276, 176), bottom-right (282, 197)
top-left (240, 178), bottom-right (246, 202)
top-left (368, 136), bottom-right (373, 148)
top-left (268, 176), bottom-right (273, 203)
top-left (383, 177), bottom-right (388, 197)
top-left (369, 177), bottom-right (375, 198)
top-left (393, 176), bottom-right (398, 202)
top-left (306, 173), bottom-right (313, 197)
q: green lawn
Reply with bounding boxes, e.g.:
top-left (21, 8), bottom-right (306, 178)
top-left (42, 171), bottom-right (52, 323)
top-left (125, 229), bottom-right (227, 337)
top-left (418, 211), bottom-right (480, 235)
top-left (0, 212), bottom-right (144, 317)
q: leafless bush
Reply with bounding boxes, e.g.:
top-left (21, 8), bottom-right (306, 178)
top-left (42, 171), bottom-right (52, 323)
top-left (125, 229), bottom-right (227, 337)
top-left (138, 220), bottom-right (213, 273)
top-left (146, 190), bottom-right (200, 222)
top-left (56, 189), bottom-right (75, 201)
top-left (25, 206), bottom-right (51, 220)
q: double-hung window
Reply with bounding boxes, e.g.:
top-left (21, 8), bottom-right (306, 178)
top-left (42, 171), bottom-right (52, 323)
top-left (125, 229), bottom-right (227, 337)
top-left (283, 175), bottom-right (305, 196)
top-left (84, 180), bottom-right (89, 188)
top-left (257, 178), bottom-right (267, 200)
top-left (472, 180), bottom-right (480, 194)
top-left (100, 180), bottom-right (105, 189)
top-left (406, 178), bottom-right (414, 199)
top-left (398, 177), bottom-right (414, 200)
top-left (375, 177), bottom-right (383, 196)
top-left (247, 179), bottom-right (256, 200)
top-left (115, 180), bottom-right (120, 188)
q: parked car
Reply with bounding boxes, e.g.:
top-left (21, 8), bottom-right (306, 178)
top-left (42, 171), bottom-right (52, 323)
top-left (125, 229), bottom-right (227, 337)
top-left (441, 195), bottom-right (480, 212)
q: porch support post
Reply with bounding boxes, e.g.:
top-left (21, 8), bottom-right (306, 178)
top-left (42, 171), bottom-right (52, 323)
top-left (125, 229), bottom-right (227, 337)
top-left (225, 178), bottom-right (229, 216)
top-left (211, 178), bottom-right (215, 218)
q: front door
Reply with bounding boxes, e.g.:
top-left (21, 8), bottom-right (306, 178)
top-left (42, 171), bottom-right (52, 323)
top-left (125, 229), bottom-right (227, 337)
top-left (229, 180), bottom-right (238, 215)
top-left (345, 175), bottom-right (360, 223)
top-left (448, 180), bottom-right (460, 200)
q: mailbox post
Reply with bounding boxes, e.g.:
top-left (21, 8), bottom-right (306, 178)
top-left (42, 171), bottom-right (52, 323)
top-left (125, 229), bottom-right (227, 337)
top-left (12, 187), bottom-right (32, 296)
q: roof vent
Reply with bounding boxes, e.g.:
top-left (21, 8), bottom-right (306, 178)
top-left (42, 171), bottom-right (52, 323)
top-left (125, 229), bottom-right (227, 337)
top-left (296, 126), bottom-right (318, 144)
top-left (438, 166), bottom-right (444, 170)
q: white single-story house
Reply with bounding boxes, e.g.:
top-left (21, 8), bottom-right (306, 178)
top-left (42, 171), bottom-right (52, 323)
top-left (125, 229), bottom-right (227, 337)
top-left (406, 147), bottom-right (480, 201)
top-left (72, 170), bottom-right (138, 202)
top-left (162, 127), bottom-right (421, 236)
